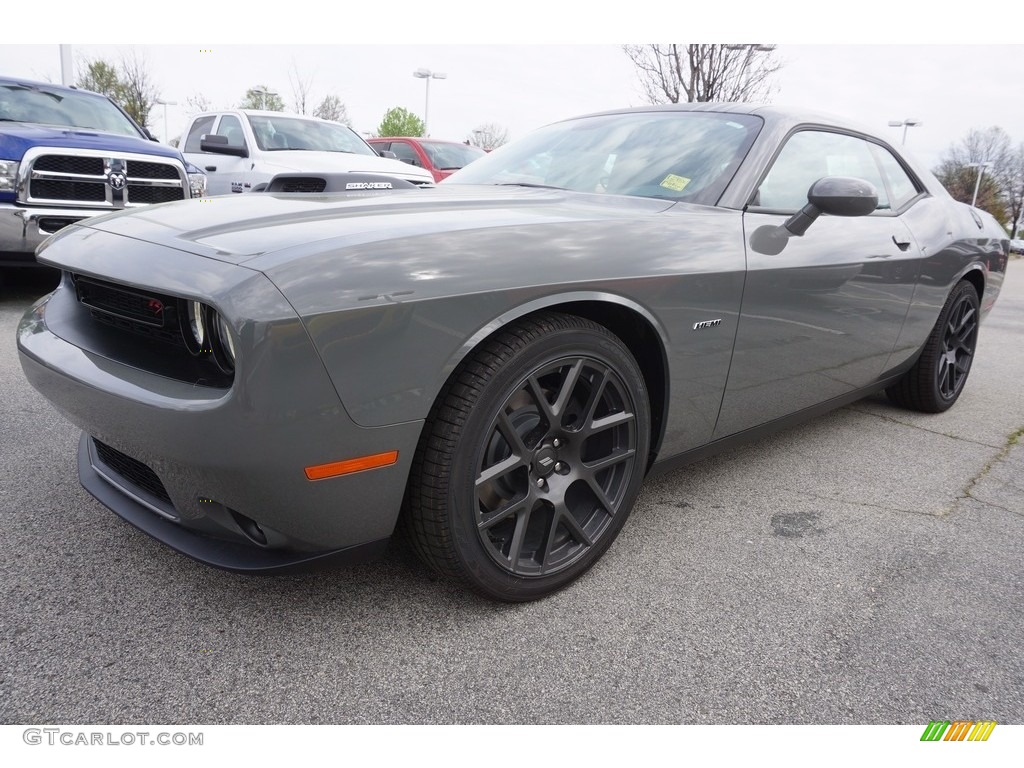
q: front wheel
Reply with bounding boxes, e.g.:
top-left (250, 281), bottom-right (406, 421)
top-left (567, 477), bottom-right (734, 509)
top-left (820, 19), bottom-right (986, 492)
top-left (404, 313), bottom-right (651, 601)
top-left (886, 279), bottom-right (981, 413)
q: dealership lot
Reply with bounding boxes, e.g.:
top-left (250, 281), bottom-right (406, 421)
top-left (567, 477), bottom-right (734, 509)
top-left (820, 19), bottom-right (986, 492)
top-left (1, 265), bottom-right (1022, 724)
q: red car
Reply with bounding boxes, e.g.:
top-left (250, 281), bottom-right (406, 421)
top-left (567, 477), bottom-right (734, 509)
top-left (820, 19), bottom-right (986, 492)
top-left (367, 137), bottom-right (486, 182)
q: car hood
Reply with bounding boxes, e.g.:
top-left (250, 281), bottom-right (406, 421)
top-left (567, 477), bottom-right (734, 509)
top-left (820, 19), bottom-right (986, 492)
top-left (66, 185), bottom-right (678, 266)
top-left (252, 150), bottom-right (433, 183)
top-left (0, 122), bottom-right (182, 160)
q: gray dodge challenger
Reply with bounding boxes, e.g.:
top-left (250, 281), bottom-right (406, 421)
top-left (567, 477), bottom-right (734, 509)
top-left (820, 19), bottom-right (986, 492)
top-left (17, 104), bottom-right (1008, 601)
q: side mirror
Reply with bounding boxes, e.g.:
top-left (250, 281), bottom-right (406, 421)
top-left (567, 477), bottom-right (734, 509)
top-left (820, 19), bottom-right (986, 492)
top-left (200, 134), bottom-right (249, 158)
top-left (784, 176), bottom-right (878, 236)
top-left (376, 150), bottom-right (398, 159)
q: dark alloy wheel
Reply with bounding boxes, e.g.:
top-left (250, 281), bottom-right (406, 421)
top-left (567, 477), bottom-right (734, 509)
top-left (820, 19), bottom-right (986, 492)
top-left (887, 279), bottom-right (981, 413)
top-left (404, 312), bottom-right (651, 601)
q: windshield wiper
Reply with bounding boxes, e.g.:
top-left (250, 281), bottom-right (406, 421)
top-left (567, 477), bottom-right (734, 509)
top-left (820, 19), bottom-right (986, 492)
top-left (495, 182), bottom-right (566, 190)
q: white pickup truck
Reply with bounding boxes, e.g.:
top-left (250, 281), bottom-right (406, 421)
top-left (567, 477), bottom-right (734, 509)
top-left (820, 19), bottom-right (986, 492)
top-left (181, 110), bottom-right (434, 195)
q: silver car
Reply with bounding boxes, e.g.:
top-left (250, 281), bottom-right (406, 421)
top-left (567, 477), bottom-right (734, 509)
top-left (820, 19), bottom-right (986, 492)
top-left (18, 104), bottom-right (1008, 601)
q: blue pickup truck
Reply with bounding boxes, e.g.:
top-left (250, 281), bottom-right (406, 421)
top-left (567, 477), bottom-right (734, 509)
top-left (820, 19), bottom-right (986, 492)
top-left (1, 76), bottom-right (206, 267)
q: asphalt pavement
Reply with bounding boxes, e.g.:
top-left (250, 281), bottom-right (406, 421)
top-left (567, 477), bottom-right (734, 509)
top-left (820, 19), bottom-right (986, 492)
top-left (1, 264), bottom-right (1021, 724)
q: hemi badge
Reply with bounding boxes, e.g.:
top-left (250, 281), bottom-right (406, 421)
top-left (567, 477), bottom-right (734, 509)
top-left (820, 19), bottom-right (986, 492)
top-left (693, 319), bottom-right (722, 330)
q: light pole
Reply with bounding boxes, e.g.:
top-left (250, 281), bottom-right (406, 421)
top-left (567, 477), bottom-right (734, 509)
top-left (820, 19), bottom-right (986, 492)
top-left (413, 68), bottom-right (447, 137)
top-left (154, 99), bottom-right (177, 143)
top-left (968, 161), bottom-right (993, 208)
top-left (887, 119), bottom-right (922, 145)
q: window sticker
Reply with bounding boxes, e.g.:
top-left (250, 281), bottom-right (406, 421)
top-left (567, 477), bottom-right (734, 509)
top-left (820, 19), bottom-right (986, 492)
top-left (660, 174), bottom-right (691, 192)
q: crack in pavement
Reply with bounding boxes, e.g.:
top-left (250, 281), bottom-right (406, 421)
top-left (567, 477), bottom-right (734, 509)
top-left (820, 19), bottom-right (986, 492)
top-left (955, 425), bottom-right (1024, 514)
top-left (845, 406), bottom-right (1004, 449)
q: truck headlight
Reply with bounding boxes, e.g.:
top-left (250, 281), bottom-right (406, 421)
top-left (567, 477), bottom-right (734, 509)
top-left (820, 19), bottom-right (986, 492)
top-left (0, 159), bottom-right (19, 192)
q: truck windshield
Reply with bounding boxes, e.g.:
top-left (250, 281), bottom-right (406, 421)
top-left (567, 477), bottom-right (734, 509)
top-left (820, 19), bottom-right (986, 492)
top-left (247, 115), bottom-right (376, 155)
top-left (0, 82), bottom-right (145, 138)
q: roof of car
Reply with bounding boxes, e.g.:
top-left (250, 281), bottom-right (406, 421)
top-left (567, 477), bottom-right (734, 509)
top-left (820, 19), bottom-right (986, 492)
top-left (0, 76), bottom-right (103, 98)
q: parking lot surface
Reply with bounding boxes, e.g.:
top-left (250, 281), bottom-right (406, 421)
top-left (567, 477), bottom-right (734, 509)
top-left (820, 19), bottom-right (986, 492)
top-left (1, 265), bottom-right (1022, 724)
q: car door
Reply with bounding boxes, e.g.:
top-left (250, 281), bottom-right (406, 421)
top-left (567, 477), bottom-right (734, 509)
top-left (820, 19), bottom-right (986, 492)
top-left (714, 129), bottom-right (923, 438)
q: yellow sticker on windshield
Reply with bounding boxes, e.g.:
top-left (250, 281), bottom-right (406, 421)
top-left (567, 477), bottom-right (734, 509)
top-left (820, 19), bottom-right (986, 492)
top-left (660, 174), bottom-right (691, 192)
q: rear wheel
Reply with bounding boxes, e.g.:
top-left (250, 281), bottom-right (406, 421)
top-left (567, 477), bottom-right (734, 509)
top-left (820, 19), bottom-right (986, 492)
top-left (404, 312), bottom-right (651, 601)
top-left (886, 280), bottom-right (980, 413)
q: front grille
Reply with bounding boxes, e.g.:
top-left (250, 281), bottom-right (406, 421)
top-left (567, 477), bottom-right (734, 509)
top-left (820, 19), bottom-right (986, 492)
top-left (280, 178), bottom-right (327, 193)
top-left (26, 151), bottom-right (187, 207)
top-left (31, 179), bottom-right (106, 202)
top-left (75, 276), bottom-right (175, 327)
top-left (94, 440), bottom-right (172, 505)
top-left (33, 155), bottom-right (105, 175)
top-left (125, 185), bottom-right (185, 204)
top-left (126, 160), bottom-right (180, 180)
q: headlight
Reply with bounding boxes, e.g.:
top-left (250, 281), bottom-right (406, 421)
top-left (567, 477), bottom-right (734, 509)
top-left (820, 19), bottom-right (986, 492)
top-left (188, 170), bottom-right (207, 198)
top-left (187, 301), bottom-right (206, 348)
top-left (215, 312), bottom-right (236, 369)
top-left (0, 159), bottom-right (19, 192)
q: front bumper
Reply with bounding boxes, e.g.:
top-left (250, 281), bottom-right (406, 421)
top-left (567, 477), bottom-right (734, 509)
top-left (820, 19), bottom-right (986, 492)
top-left (0, 203), bottom-right (106, 265)
top-left (18, 261), bottom-right (423, 573)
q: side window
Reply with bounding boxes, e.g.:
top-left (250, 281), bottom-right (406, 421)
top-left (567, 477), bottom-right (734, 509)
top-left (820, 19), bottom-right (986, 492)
top-left (390, 141), bottom-right (421, 166)
top-left (184, 115), bottom-right (215, 153)
top-left (874, 147), bottom-right (922, 211)
top-left (756, 131), bottom-right (889, 212)
top-left (372, 142), bottom-right (391, 153)
top-left (216, 115), bottom-right (246, 149)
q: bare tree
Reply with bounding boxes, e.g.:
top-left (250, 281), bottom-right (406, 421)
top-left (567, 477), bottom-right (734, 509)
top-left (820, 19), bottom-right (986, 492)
top-left (469, 122), bottom-right (510, 150)
top-left (288, 62), bottom-right (314, 115)
top-left (185, 93), bottom-right (211, 116)
top-left (117, 52), bottom-right (160, 128)
top-left (240, 86), bottom-right (285, 111)
top-left (1003, 143), bottom-right (1024, 239)
top-left (313, 95), bottom-right (351, 126)
top-left (933, 127), bottom-right (1014, 223)
top-left (623, 44), bottom-right (782, 104)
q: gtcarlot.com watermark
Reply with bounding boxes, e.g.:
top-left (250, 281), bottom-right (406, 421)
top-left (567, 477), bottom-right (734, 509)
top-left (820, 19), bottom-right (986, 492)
top-left (23, 728), bottom-right (203, 747)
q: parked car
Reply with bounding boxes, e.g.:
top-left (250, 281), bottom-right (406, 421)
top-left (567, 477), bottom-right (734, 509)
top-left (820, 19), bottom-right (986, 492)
top-left (181, 110), bottom-right (434, 195)
top-left (0, 76), bottom-right (206, 267)
top-left (367, 137), bottom-right (486, 182)
top-left (1010, 238), bottom-right (1024, 255)
top-left (18, 104), bottom-right (1008, 601)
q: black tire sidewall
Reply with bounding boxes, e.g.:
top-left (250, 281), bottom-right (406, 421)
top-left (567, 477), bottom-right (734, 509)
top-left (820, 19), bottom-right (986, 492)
top-left (445, 325), bottom-right (651, 601)
top-left (928, 281), bottom-right (980, 409)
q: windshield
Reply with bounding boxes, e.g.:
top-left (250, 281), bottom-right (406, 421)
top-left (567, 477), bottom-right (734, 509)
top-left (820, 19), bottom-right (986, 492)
top-left (447, 111), bottom-right (763, 205)
top-left (421, 141), bottom-right (486, 170)
top-left (247, 115), bottom-right (376, 155)
top-left (0, 82), bottom-right (144, 137)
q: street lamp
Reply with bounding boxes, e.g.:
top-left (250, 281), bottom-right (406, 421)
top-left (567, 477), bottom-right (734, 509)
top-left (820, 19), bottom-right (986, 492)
top-left (154, 99), bottom-right (177, 143)
top-left (968, 161), bottom-right (993, 208)
top-left (413, 68), bottom-right (447, 137)
top-left (887, 119), bottom-right (922, 145)
top-left (252, 87), bottom-right (278, 111)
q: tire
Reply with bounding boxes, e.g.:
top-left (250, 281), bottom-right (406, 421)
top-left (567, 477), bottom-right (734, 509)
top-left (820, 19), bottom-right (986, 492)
top-left (404, 312), bottom-right (651, 602)
top-left (886, 280), bottom-right (981, 413)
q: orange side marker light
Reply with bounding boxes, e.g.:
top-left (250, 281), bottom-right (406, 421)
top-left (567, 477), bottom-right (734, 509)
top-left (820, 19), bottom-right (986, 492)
top-left (304, 451), bottom-right (399, 481)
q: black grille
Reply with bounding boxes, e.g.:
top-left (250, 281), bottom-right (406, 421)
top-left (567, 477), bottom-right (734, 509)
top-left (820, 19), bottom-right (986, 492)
top-left (280, 178), bottom-right (327, 193)
top-left (31, 179), bottom-right (106, 202)
top-left (127, 185), bottom-right (185, 204)
top-left (76, 276), bottom-right (174, 327)
top-left (94, 440), bottom-right (172, 504)
top-left (33, 155), bottom-right (105, 175)
top-left (126, 160), bottom-right (181, 180)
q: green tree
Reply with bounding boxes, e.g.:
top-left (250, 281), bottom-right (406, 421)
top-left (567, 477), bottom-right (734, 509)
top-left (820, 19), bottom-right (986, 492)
top-left (314, 95), bottom-right (351, 126)
top-left (240, 86), bottom-right (285, 111)
top-left (76, 59), bottom-right (120, 99)
top-left (76, 54), bottom-right (159, 129)
top-left (377, 107), bottom-right (425, 137)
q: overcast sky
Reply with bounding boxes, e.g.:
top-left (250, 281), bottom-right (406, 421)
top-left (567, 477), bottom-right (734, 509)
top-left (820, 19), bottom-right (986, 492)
top-left (5, 4), bottom-right (1022, 171)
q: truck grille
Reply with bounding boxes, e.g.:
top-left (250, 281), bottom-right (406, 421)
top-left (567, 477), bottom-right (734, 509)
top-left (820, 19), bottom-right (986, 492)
top-left (24, 149), bottom-right (187, 208)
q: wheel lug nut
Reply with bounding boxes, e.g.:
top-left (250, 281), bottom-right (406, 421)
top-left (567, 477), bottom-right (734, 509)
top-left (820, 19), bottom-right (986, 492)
top-left (554, 462), bottom-right (566, 473)
top-left (535, 477), bottom-right (546, 489)
top-left (552, 438), bottom-right (561, 448)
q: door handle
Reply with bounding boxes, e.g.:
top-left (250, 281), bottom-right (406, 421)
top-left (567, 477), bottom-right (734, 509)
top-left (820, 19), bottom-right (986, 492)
top-left (892, 236), bottom-right (912, 252)
top-left (205, 165), bottom-right (217, 172)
